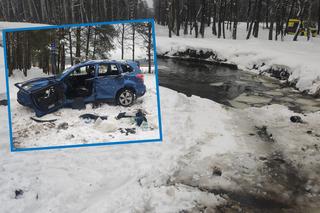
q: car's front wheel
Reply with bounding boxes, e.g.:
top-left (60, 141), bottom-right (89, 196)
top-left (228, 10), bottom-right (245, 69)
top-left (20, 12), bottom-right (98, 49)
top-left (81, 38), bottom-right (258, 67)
top-left (117, 89), bottom-right (135, 106)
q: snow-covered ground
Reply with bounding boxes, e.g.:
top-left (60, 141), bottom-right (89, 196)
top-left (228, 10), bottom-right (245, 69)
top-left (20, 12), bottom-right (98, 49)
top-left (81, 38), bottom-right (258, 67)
top-left (0, 21), bottom-right (320, 212)
top-left (8, 68), bottom-right (160, 149)
top-left (156, 23), bottom-right (320, 95)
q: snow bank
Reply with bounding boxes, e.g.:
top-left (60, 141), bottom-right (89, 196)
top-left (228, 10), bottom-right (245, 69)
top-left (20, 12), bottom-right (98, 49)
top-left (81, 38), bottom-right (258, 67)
top-left (155, 23), bottom-right (320, 95)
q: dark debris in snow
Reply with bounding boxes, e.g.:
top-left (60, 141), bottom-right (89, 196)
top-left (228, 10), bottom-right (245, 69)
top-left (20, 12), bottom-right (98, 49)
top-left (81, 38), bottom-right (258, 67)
top-left (255, 126), bottom-right (274, 143)
top-left (14, 189), bottom-right (24, 199)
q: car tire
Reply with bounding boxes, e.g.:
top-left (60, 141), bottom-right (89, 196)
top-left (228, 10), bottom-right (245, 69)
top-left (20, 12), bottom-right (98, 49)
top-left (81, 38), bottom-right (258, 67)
top-left (117, 89), bottom-right (135, 107)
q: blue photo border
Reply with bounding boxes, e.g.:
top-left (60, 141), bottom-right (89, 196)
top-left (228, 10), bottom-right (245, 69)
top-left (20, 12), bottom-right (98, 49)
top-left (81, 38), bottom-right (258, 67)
top-left (2, 18), bottom-right (163, 152)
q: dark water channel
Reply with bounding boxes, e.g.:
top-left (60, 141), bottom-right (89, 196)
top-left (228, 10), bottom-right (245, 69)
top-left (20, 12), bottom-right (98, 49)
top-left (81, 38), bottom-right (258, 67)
top-left (157, 58), bottom-right (320, 113)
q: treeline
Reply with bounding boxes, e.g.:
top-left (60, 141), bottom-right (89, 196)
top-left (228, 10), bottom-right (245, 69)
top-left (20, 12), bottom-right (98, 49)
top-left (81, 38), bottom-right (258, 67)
top-left (154, 0), bottom-right (320, 40)
top-left (0, 0), bottom-right (152, 24)
top-left (6, 26), bottom-right (117, 76)
top-left (0, 0), bottom-right (155, 76)
top-left (6, 22), bottom-right (154, 76)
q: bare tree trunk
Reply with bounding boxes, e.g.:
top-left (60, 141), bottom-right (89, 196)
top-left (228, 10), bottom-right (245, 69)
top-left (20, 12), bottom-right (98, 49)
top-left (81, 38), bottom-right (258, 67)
top-left (246, 0), bottom-right (252, 31)
top-left (266, 0), bottom-right (270, 28)
top-left (61, 44), bottom-right (65, 71)
top-left (63, 0), bottom-right (68, 23)
top-left (75, 28), bottom-right (81, 60)
top-left (218, 0), bottom-right (222, 38)
top-left (253, 0), bottom-right (262, 38)
top-left (306, 0), bottom-right (312, 41)
top-left (132, 24), bottom-right (135, 61)
top-left (92, 29), bottom-right (97, 59)
top-left (269, 21), bottom-right (274, 40)
top-left (293, 0), bottom-right (305, 41)
top-left (318, 0), bottom-right (320, 35)
top-left (168, 0), bottom-right (173, 37)
top-left (121, 24), bottom-right (124, 59)
top-left (6, 33), bottom-right (12, 76)
top-left (86, 26), bottom-right (91, 60)
top-left (222, 0), bottom-right (226, 38)
top-left (40, 0), bottom-right (47, 21)
top-left (71, 0), bottom-right (75, 23)
top-left (232, 0), bottom-right (238, 39)
top-left (31, 0), bottom-right (40, 22)
top-left (246, 0), bottom-right (257, 39)
top-left (183, 1), bottom-right (189, 35)
top-left (212, 0), bottom-right (217, 35)
top-left (68, 29), bottom-right (73, 65)
top-left (147, 23), bottom-right (152, 74)
top-left (175, 0), bottom-right (180, 36)
top-left (200, 0), bottom-right (206, 38)
top-left (27, 0), bottom-right (34, 21)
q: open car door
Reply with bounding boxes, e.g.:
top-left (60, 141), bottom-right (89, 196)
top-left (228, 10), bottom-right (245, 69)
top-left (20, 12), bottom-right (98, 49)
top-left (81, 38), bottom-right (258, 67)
top-left (30, 82), bottom-right (65, 117)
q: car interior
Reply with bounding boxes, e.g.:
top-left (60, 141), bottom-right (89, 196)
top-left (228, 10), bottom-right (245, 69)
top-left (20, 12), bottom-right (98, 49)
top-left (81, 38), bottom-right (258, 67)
top-left (65, 65), bottom-right (95, 99)
top-left (98, 63), bottom-right (120, 77)
top-left (32, 84), bottom-right (65, 111)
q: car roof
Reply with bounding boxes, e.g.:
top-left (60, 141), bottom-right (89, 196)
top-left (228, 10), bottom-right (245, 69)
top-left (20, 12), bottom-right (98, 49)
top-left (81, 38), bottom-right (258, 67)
top-left (78, 60), bottom-right (129, 66)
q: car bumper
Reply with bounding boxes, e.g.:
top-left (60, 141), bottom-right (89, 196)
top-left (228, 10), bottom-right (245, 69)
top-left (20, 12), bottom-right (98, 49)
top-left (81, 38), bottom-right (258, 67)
top-left (136, 84), bottom-right (146, 97)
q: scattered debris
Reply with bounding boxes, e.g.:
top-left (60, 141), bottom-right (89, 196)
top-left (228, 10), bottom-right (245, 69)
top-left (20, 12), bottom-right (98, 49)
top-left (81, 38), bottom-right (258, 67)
top-left (116, 112), bottom-right (134, 120)
top-left (255, 125), bottom-right (274, 143)
top-left (14, 189), bottom-right (24, 199)
top-left (0, 99), bottom-right (8, 106)
top-left (57, 122), bottom-right (68, 130)
top-left (116, 109), bottom-right (147, 127)
top-left (119, 128), bottom-right (136, 136)
top-left (79, 113), bottom-right (108, 122)
top-left (259, 156), bottom-right (268, 161)
top-left (135, 110), bottom-right (148, 126)
top-left (212, 166), bottom-right (222, 176)
top-left (290, 115), bottom-right (303, 123)
top-left (30, 117), bottom-right (57, 123)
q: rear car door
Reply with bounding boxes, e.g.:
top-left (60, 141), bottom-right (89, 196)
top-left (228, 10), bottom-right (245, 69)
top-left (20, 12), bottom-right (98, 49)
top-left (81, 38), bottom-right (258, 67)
top-left (95, 63), bottom-right (124, 100)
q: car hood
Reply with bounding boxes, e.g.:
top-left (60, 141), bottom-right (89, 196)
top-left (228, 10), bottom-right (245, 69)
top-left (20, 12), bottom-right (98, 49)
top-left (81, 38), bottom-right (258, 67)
top-left (18, 76), bottom-right (57, 92)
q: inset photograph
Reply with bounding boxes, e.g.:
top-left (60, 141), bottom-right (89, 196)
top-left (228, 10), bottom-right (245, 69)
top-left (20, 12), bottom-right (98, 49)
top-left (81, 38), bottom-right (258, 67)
top-left (3, 19), bottom-right (162, 151)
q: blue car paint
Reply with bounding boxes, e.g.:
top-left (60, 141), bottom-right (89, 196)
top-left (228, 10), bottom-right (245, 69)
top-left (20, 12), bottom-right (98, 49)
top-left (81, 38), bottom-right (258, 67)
top-left (16, 60), bottom-right (146, 117)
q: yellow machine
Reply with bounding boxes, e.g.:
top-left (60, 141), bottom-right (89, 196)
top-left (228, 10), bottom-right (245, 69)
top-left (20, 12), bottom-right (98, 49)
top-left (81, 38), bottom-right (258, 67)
top-left (287, 19), bottom-right (317, 37)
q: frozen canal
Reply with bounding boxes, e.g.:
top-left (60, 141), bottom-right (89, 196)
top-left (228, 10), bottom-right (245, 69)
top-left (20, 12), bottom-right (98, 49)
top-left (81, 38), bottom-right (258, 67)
top-left (158, 58), bottom-right (320, 113)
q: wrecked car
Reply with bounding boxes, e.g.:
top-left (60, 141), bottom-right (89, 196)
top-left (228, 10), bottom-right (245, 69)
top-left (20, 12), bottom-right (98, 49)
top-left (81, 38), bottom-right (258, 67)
top-left (15, 60), bottom-right (146, 117)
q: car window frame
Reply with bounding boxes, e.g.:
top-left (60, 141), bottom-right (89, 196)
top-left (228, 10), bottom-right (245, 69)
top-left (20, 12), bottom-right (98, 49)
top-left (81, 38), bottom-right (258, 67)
top-left (98, 63), bottom-right (122, 77)
top-left (64, 64), bottom-right (97, 79)
top-left (120, 63), bottom-right (134, 73)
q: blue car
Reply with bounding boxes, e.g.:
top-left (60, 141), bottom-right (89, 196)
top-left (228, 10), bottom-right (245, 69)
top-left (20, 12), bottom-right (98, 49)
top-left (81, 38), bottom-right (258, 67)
top-left (15, 60), bottom-right (146, 117)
